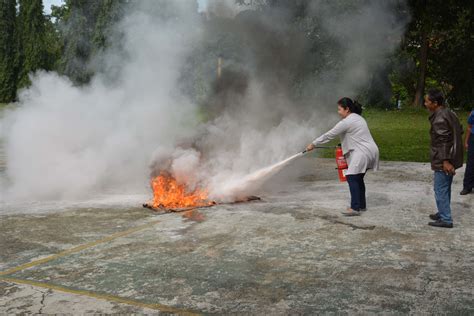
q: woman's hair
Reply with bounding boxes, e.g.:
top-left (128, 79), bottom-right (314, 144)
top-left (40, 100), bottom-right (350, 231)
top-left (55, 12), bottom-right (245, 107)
top-left (337, 97), bottom-right (363, 115)
top-left (427, 88), bottom-right (445, 106)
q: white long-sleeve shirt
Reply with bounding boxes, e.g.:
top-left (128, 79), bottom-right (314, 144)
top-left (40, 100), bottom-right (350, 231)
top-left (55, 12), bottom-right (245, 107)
top-left (312, 113), bottom-right (379, 175)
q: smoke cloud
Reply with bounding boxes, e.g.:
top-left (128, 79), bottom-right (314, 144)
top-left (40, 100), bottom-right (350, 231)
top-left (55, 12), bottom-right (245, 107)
top-left (0, 0), bottom-right (408, 208)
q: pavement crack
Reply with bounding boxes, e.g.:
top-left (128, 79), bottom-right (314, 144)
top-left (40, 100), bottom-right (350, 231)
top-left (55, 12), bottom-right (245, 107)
top-left (38, 288), bottom-right (51, 314)
top-left (313, 214), bottom-right (376, 230)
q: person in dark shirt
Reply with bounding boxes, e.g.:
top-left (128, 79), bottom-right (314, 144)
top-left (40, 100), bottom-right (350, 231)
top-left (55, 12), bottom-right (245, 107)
top-left (460, 109), bottom-right (474, 195)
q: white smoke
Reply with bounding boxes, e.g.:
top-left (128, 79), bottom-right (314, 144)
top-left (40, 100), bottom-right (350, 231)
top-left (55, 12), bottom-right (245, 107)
top-left (313, 0), bottom-right (408, 98)
top-left (184, 0), bottom-right (408, 201)
top-left (170, 148), bottom-right (201, 190)
top-left (1, 1), bottom-right (202, 201)
top-left (0, 0), bottom-right (408, 208)
top-left (205, 0), bottom-right (244, 18)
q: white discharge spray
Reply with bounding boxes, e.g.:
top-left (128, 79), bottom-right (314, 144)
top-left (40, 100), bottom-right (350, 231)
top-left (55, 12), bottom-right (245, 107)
top-left (211, 151), bottom-right (306, 201)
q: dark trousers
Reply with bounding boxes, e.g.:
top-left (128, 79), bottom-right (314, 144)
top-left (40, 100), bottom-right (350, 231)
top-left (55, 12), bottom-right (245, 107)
top-left (346, 173), bottom-right (366, 210)
top-left (463, 134), bottom-right (474, 190)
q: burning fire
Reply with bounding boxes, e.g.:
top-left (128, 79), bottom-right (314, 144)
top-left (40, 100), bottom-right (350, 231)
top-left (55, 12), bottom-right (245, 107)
top-left (149, 172), bottom-right (214, 209)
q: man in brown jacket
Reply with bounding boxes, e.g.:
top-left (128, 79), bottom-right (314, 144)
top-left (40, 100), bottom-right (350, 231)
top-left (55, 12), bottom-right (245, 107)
top-left (425, 89), bottom-right (464, 228)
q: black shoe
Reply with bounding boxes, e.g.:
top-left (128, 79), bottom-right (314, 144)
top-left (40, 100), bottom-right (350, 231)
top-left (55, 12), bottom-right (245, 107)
top-left (429, 213), bottom-right (440, 221)
top-left (428, 220), bottom-right (453, 228)
top-left (460, 188), bottom-right (472, 195)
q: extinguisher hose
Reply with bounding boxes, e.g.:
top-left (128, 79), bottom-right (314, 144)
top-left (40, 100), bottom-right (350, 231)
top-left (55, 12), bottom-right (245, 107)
top-left (302, 145), bottom-right (337, 154)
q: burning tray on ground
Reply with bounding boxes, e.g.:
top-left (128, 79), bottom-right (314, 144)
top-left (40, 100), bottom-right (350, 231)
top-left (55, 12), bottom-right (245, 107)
top-left (142, 195), bottom-right (261, 213)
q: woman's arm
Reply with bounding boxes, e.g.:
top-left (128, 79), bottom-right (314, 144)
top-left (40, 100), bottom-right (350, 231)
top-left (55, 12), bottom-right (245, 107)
top-left (312, 120), bottom-right (348, 146)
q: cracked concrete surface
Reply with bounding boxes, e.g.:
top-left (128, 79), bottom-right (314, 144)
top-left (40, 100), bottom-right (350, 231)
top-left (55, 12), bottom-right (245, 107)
top-left (0, 281), bottom-right (158, 314)
top-left (0, 158), bottom-right (473, 314)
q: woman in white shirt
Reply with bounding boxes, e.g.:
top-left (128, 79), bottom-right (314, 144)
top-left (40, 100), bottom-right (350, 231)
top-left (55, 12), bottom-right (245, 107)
top-left (306, 97), bottom-right (379, 216)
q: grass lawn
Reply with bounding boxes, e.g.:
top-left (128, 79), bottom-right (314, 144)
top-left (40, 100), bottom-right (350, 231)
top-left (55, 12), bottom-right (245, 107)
top-left (319, 108), bottom-right (470, 162)
top-left (0, 103), bottom-right (11, 111)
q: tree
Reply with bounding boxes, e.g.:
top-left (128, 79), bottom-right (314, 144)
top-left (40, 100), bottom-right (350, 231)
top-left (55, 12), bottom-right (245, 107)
top-left (55, 0), bottom-right (101, 84)
top-left (0, 0), bottom-right (17, 102)
top-left (56, 0), bottom-right (128, 84)
top-left (17, 0), bottom-right (50, 88)
top-left (92, 0), bottom-right (127, 50)
top-left (408, 0), bottom-right (431, 107)
top-left (430, 2), bottom-right (474, 109)
top-left (43, 10), bottom-right (63, 72)
top-left (404, 0), bottom-right (473, 108)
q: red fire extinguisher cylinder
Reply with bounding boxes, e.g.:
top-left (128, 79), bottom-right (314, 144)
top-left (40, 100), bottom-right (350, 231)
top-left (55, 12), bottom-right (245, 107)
top-left (335, 146), bottom-right (348, 182)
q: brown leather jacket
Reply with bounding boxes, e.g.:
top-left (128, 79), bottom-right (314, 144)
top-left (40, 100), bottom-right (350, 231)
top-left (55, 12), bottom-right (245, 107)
top-left (429, 107), bottom-right (464, 171)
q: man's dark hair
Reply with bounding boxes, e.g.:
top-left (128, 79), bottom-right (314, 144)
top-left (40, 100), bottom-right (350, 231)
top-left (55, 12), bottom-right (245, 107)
top-left (427, 89), bottom-right (445, 106)
top-left (338, 97), bottom-right (363, 115)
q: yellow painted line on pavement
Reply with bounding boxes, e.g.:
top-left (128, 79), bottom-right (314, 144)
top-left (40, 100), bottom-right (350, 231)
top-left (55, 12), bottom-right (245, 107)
top-left (1, 277), bottom-right (200, 315)
top-left (0, 220), bottom-right (161, 276)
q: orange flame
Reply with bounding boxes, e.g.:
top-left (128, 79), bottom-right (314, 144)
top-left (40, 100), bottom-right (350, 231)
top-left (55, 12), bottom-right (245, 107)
top-left (150, 172), bottom-right (214, 209)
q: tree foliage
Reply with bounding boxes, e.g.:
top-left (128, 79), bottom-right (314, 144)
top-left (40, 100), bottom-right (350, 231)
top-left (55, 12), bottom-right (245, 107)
top-left (17, 0), bottom-right (50, 88)
top-left (0, 0), bottom-right (473, 109)
top-left (54, 0), bottom-right (128, 84)
top-left (393, 0), bottom-right (474, 109)
top-left (0, 0), bottom-right (17, 102)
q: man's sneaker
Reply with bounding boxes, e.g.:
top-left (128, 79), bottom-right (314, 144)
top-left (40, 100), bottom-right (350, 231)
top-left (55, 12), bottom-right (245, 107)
top-left (341, 208), bottom-right (361, 216)
top-left (429, 213), bottom-right (440, 221)
top-left (460, 188), bottom-right (472, 195)
top-left (428, 220), bottom-right (453, 228)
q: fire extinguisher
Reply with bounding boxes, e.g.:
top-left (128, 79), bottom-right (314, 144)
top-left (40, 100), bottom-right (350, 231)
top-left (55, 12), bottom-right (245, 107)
top-left (335, 145), bottom-right (348, 182)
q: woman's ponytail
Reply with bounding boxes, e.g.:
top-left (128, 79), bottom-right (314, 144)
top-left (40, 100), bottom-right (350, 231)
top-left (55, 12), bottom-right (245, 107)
top-left (352, 100), bottom-right (363, 115)
top-left (337, 97), bottom-right (363, 115)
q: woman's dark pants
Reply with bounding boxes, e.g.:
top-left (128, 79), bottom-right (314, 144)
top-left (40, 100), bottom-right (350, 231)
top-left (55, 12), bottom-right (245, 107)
top-left (463, 134), bottom-right (474, 191)
top-left (346, 173), bottom-right (366, 211)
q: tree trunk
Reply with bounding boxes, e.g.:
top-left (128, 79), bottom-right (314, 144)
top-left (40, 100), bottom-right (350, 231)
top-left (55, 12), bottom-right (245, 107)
top-left (414, 29), bottom-right (429, 107)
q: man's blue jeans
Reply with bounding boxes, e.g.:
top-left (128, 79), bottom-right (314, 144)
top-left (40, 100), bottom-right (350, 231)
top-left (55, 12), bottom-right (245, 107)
top-left (434, 171), bottom-right (454, 224)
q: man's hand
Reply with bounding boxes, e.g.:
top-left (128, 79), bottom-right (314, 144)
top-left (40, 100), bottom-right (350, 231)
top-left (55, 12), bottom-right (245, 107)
top-left (465, 142), bottom-right (469, 150)
top-left (306, 143), bottom-right (315, 152)
top-left (443, 160), bottom-right (456, 175)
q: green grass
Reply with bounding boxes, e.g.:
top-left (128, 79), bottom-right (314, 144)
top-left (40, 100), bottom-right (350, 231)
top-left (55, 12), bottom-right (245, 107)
top-left (319, 108), bottom-right (469, 162)
top-left (0, 103), bottom-right (12, 112)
